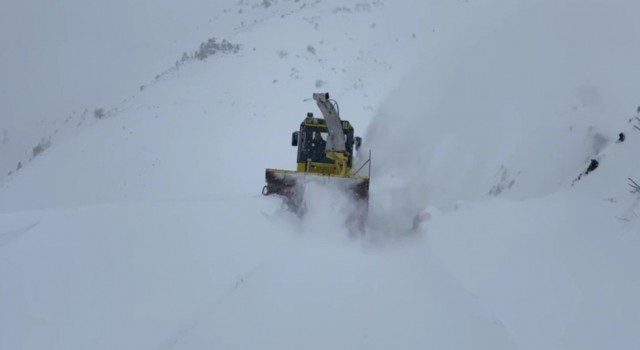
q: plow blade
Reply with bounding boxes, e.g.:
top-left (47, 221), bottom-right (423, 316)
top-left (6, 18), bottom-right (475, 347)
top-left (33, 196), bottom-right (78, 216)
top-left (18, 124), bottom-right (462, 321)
top-left (263, 168), bottom-right (369, 231)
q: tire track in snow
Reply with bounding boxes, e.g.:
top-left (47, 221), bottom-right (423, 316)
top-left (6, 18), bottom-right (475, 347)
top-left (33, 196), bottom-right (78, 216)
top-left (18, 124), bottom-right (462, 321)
top-left (0, 222), bottom-right (39, 248)
top-left (156, 242), bottom-right (293, 350)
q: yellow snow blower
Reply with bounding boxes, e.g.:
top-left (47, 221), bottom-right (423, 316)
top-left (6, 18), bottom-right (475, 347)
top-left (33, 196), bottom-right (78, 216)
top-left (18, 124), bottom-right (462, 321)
top-left (262, 93), bottom-right (371, 230)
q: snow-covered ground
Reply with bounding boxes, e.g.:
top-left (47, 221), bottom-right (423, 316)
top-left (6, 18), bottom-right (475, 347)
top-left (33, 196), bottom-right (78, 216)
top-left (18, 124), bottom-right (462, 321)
top-left (1, 0), bottom-right (640, 349)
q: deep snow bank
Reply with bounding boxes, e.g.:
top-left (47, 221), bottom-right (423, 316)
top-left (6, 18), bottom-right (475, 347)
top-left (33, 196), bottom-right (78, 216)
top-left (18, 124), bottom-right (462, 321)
top-left (427, 189), bottom-right (640, 350)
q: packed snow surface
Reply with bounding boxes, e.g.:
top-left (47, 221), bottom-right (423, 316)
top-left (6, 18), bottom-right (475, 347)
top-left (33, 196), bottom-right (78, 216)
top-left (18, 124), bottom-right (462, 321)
top-left (1, 0), bottom-right (640, 349)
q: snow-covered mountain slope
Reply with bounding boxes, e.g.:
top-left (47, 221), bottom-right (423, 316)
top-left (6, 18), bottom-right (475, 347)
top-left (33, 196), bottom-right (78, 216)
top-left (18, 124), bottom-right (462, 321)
top-left (0, 0), bottom-right (419, 208)
top-left (364, 0), bottom-right (640, 210)
top-left (1, 0), bottom-right (640, 349)
top-left (0, 0), bottom-right (421, 182)
top-left (0, 0), bottom-right (226, 180)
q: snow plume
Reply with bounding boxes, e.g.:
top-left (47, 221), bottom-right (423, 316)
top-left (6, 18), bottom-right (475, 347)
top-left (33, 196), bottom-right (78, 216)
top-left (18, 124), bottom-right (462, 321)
top-left (363, 0), bottom-right (640, 216)
top-left (366, 173), bottom-right (429, 235)
top-left (299, 181), bottom-right (356, 239)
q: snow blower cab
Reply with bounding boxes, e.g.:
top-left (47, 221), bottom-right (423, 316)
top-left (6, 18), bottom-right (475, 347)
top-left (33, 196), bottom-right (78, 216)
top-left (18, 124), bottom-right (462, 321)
top-left (263, 93), bottom-right (370, 229)
top-left (291, 114), bottom-right (360, 174)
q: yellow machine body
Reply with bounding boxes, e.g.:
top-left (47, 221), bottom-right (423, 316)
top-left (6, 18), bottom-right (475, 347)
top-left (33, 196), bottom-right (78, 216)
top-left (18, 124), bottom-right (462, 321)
top-left (262, 94), bottom-right (370, 231)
